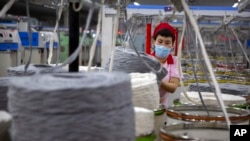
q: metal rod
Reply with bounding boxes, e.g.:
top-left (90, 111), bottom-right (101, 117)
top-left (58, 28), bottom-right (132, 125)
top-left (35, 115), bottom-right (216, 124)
top-left (68, 2), bottom-right (79, 72)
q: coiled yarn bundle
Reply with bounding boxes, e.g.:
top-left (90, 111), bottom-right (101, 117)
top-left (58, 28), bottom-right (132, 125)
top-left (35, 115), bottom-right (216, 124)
top-left (105, 46), bottom-right (167, 82)
top-left (0, 78), bottom-right (9, 111)
top-left (7, 64), bottom-right (66, 77)
top-left (7, 72), bottom-right (135, 141)
top-left (130, 73), bottom-right (160, 110)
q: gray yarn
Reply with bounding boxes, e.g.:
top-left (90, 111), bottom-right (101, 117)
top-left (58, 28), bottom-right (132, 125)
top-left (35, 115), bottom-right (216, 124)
top-left (7, 72), bottom-right (135, 141)
top-left (188, 83), bottom-right (250, 96)
top-left (0, 78), bottom-right (9, 111)
top-left (7, 64), bottom-right (66, 77)
top-left (105, 46), bottom-right (167, 82)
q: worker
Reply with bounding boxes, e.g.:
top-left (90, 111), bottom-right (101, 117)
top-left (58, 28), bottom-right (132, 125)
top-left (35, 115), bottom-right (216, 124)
top-left (150, 22), bottom-right (181, 108)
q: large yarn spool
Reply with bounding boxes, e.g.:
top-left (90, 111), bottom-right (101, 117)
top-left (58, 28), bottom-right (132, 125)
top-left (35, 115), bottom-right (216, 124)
top-left (7, 72), bottom-right (135, 141)
top-left (130, 73), bottom-right (160, 110)
top-left (105, 46), bottom-right (167, 82)
top-left (0, 77), bottom-right (9, 111)
top-left (7, 64), bottom-right (66, 77)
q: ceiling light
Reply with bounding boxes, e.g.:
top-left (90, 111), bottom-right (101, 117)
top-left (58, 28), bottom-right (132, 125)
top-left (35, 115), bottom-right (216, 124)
top-left (232, 2), bottom-right (239, 7)
top-left (133, 2), bottom-right (140, 6)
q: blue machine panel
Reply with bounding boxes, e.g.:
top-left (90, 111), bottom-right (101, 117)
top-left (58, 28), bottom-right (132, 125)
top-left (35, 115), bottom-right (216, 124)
top-left (45, 42), bottom-right (59, 48)
top-left (0, 43), bottom-right (18, 51)
top-left (19, 32), bottom-right (39, 47)
top-left (247, 40), bottom-right (250, 49)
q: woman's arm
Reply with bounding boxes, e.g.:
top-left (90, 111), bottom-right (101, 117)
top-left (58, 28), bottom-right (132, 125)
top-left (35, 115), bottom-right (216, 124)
top-left (160, 77), bottom-right (180, 93)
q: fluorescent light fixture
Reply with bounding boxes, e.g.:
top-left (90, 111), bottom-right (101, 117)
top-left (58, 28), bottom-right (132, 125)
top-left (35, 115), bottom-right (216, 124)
top-left (232, 2), bottom-right (239, 7)
top-left (238, 0), bottom-right (241, 2)
top-left (133, 2), bottom-right (140, 6)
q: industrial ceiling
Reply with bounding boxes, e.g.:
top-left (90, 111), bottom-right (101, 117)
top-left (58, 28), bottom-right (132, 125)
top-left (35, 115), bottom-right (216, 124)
top-left (0, 0), bottom-right (243, 27)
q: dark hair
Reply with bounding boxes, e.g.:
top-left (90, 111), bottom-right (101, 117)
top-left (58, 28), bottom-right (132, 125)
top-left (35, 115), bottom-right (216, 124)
top-left (153, 29), bottom-right (175, 44)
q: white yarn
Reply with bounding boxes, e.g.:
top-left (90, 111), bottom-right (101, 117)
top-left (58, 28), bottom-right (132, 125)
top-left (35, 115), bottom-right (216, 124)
top-left (48, 0), bottom-right (64, 65)
top-left (130, 73), bottom-right (160, 110)
top-left (134, 107), bottom-right (154, 137)
top-left (0, 111), bottom-right (11, 141)
top-left (87, 0), bottom-right (103, 71)
top-left (177, 15), bottom-right (198, 105)
top-left (180, 92), bottom-right (246, 106)
top-left (109, 0), bottom-right (121, 72)
top-left (0, 111), bottom-right (12, 122)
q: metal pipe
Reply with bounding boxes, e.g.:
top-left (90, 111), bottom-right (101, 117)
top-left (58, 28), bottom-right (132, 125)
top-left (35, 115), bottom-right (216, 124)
top-left (68, 2), bottom-right (79, 72)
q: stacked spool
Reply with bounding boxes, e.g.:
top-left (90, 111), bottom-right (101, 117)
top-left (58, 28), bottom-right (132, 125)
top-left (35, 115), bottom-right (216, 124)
top-left (7, 64), bottom-right (66, 77)
top-left (134, 107), bottom-right (155, 140)
top-left (0, 111), bottom-right (12, 141)
top-left (7, 72), bottom-right (135, 141)
top-left (130, 73), bottom-right (165, 141)
top-left (130, 73), bottom-right (160, 110)
top-left (0, 77), bottom-right (9, 111)
top-left (105, 46), bottom-right (167, 82)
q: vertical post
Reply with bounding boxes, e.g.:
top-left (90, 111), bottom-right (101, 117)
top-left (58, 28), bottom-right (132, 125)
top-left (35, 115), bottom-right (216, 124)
top-left (174, 29), bottom-right (179, 56)
top-left (68, 2), bottom-right (79, 72)
top-left (145, 18), bottom-right (152, 54)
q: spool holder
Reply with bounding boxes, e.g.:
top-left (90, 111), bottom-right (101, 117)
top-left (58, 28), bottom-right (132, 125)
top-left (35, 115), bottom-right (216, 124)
top-left (166, 105), bottom-right (250, 123)
top-left (160, 122), bottom-right (228, 141)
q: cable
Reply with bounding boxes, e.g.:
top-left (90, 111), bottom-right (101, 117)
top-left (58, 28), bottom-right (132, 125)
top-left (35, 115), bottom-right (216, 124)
top-left (0, 0), bottom-right (15, 18)
top-left (47, 0), bottom-right (65, 65)
top-left (230, 27), bottom-right (250, 65)
top-left (109, 0), bottom-right (121, 72)
top-left (87, 0), bottom-right (103, 71)
top-left (24, 0), bottom-right (32, 73)
top-left (73, 0), bottom-right (84, 12)
top-left (185, 18), bottom-right (210, 116)
top-left (181, 0), bottom-right (231, 128)
top-left (177, 16), bottom-right (198, 105)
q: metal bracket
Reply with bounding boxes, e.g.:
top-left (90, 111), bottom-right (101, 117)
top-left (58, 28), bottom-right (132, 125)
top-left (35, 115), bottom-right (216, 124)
top-left (223, 15), bottom-right (235, 25)
top-left (238, 0), bottom-right (250, 13)
top-left (213, 15), bottom-right (235, 34)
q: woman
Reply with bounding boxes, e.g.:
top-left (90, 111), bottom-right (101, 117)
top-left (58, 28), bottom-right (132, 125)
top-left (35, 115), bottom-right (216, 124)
top-left (151, 22), bottom-right (181, 108)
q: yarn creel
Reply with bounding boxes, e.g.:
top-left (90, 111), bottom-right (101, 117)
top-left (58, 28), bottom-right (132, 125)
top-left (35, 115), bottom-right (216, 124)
top-left (7, 72), bottom-right (135, 141)
top-left (105, 46), bottom-right (167, 82)
top-left (130, 73), bottom-right (160, 110)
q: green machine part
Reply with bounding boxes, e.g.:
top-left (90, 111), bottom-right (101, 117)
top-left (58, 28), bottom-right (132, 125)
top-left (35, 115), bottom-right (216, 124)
top-left (59, 32), bottom-right (93, 62)
top-left (59, 31), bottom-right (122, 63)
top-left (59, 32), bottom-right (69, 62)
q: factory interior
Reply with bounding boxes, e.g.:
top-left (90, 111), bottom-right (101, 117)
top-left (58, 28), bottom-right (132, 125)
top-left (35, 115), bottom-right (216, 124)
top-left (0, 0), bottom-right (250, 141)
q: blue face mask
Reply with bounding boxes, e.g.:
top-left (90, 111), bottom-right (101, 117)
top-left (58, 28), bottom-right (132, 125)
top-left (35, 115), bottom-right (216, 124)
top-left (154, 45), bottom-right (172, 58)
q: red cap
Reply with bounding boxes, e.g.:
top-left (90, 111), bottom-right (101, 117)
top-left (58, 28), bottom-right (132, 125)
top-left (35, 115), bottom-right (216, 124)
top-left (153, 22), bottom-right (176, 37)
